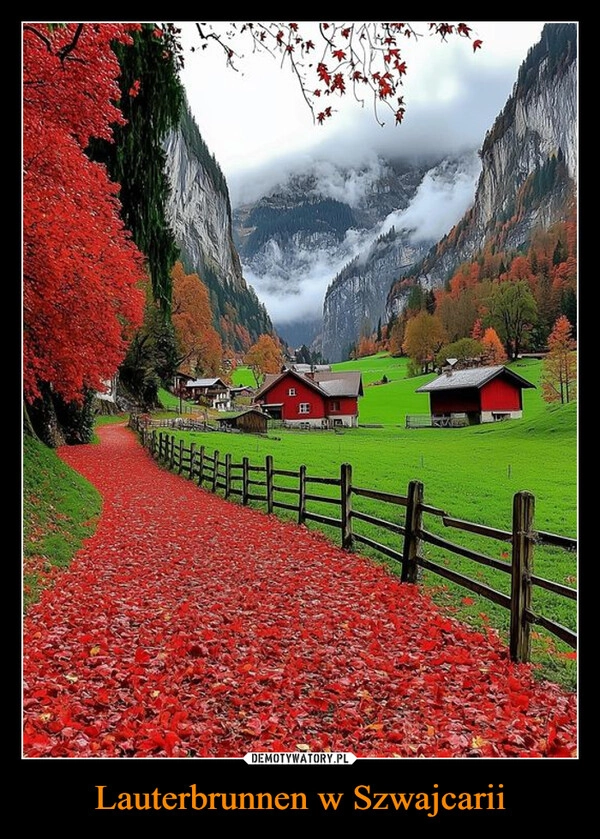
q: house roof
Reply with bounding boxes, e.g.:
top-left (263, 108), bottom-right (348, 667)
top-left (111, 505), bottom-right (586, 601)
top-left (255, 368), bottom-right (363, 400)
top-left (415, 365), bottom-right (535, 393)
top-left (291, 363), bottom-right (332, 373)
top-left (217, 408), bottom-right (268, 422)
top-left (315, 372), bottom-right (363, 397)
top-left (184, 377), bottom-right (228, 389)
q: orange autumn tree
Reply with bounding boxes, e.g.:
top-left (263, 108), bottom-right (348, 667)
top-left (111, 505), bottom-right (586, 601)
top-left (481, 327), bottom-right (507, 365)
top-left (244, 334), bottom-right (284, 386)
top-left (356, 334), bottom-right (378, 358)
top-left (402, 311), bottom-right (446, 375)
top-left (171, 262), bottom-right (223, 377)
top-left (541, 316), bottom-right (577, 404)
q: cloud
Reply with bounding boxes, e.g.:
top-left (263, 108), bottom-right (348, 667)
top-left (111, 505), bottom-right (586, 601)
top-left (243, 226), bottom-right (376, 325)
top-left (241, 152), bottom-right (481, 327)
top-left (226, 52), bottom-right (521, 209)
top-left (381, 152), bottom-right (482, 242)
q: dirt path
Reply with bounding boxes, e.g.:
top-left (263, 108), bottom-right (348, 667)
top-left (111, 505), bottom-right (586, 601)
top-left (23, 423), bottom-right (576, 758)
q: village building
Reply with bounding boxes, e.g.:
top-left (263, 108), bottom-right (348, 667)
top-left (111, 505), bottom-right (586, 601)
top-left (217, 408), bottom-right (269, 434)
top-left (413, 365), bottom-right (535, 426)
top-left (289, 363), bottom-right (332, 374)
top-left (179, 377), bottom-right (232, 411)
top-left (253, 368), bottom-right (363, 428)
top-left (229, 385), bottom-right (255, 402)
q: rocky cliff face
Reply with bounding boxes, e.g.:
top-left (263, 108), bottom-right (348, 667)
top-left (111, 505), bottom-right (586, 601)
top-left (163, 103), bottom-right (273, 347)
top-left (386, 23), bottom-right (577, 320)
top-left (320, 152), bottom-right (481, 361)
top-left (321, 229), bottom-right (431, 362)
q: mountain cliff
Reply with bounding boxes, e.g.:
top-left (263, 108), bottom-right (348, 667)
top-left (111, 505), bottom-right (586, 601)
top-left (320, 153), bottom-right (480, 361)
top-left (163, 102), bottom-right (274, 350)
top-left (386, 23), bottom-right (577, 320)
top-left (232, 156), bottom-right (447, 355)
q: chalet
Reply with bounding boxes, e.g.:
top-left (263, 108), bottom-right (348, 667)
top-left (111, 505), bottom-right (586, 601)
top-left (217, 408), bottom-right (269, 434)
top-left (181, 377), bottom-right (232, 411)
top-left (172, 371), bottom-right (193, 393)
top-left (290, 363), bottom-right (332, 374)
top-left (230, 385), bottom-right (255, 401)
top-left (254, 368), bottom-right (363, 428)
top-left (414, 365), bottom-right (535, 426)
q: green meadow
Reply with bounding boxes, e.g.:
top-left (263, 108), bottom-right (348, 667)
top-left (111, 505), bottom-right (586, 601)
top-left (173, 354), bottom-right (577, 688)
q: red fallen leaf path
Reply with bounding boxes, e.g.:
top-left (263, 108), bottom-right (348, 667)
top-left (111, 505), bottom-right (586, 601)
top-left (23, 424), bottom-right (577, 758)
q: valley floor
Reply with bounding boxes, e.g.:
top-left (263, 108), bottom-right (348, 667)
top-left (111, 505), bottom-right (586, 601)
top-left (23, 423), bottom-right (576, 758)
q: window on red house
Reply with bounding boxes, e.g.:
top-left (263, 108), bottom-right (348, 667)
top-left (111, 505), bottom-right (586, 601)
top-left (288, 388), bottom-right (296, 396)
top-left (299, 403), bottom-right (310, 414)
top-left (330, 400), bottom-right (340, 411)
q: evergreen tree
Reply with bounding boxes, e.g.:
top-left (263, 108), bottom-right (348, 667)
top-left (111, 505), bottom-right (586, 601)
top-left (88, 24), bottom-right (184, 313)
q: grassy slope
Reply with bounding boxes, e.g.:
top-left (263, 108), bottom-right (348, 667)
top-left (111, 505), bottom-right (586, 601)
top-left (171, 354), bottom-right (577, 688)
top-left (23, 433), bottom-right (102, 612)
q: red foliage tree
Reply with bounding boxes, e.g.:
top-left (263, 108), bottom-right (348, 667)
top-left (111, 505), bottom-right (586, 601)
top-left (356, 335), bottom-right (378, 358)
top-left (23, 24), bottom-right (146, 406)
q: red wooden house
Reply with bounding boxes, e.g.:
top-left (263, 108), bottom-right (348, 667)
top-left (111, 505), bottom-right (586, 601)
top-left (415, 365), bottom-right (535, 425)
top-left (254, 368), bottom-right (363, 428)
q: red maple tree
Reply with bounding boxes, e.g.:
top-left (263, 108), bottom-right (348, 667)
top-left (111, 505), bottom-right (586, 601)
top-left (23, 24), bottom-right (146, 406)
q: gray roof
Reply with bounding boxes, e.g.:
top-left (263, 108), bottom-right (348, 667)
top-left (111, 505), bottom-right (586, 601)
top-left (255, 369), bottom-right (363, 399)
top-left (291, 363), bottom-right (331, 373)
top-left (416, 365), bottom-right (535, 392)
top-left (312, 370), bottom-right (363, 396)
top-left (185, 378), bottom-right (228, 388)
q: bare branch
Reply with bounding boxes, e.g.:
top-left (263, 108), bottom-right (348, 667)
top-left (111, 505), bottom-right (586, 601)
top-left (23, 24), bottom-right (53, 52)
top-left (57, 23), bottom-right (84, 62)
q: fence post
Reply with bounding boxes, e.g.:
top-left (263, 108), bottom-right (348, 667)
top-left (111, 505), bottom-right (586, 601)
top-left (401, 480), bottom-right (424, 583)
top-left (189, 442), bottom-right (196, 480)
top-left (266, 455), bottom-right (274, 514)
top-left (169, 435), bottom-right (175, 470)
top-left (242, 457), bottom-right (249, 505)
top-left (158, 432), bottom-right (164, 460)
top-left (225, 453), bottom-right (231, 499)
top-left (212, 450), bottom-right (219, 493)
top-left (178, 439), bottom-right (184, 474)
top-left (341, 463), bottom-right (353, 550)
top-left (298, 464), bottom-right (306, 525)
top-left (510, 491), bottom-right (535, 663)
top-left (198, 445), bottom-right (205, 486)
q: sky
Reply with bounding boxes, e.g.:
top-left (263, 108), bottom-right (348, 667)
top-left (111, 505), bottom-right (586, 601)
top-left (173, 21), bottom-right (553, 330)
top-left (177, 21), bottom-right (547, 203)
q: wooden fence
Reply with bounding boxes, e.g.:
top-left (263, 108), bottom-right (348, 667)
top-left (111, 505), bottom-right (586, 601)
top-left (129, 416), bottom-right (577, 664)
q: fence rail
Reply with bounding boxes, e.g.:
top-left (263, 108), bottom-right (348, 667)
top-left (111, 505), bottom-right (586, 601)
top-left (129, 415), bottom-right (577, 663)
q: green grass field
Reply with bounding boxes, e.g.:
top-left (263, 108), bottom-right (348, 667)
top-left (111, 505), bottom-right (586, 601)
top-left (23, 434), bottom-right (102, 612)
top-left (167, 354), bottom-right (577, 688)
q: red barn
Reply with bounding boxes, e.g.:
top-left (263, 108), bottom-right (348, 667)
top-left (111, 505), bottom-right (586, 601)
top-left (254, 368), bottom-right (363, 428)
top-left (415, 365), bottom-right (535, 425)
